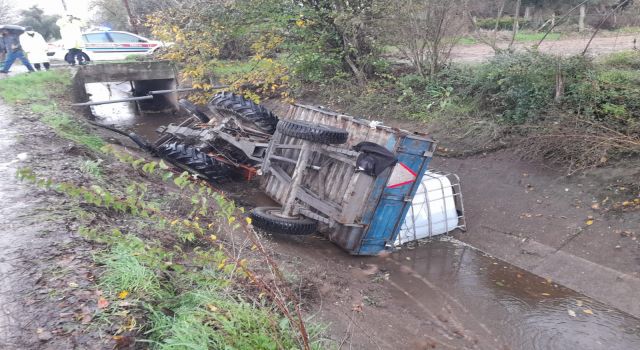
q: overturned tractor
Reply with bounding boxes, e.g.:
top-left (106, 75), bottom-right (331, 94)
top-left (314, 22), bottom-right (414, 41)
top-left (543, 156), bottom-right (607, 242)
top-left (118, 92), bottom-right (437, 255)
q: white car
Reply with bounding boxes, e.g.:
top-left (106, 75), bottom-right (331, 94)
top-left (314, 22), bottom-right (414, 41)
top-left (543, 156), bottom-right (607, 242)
top-left (47, 30), bottom-right (167, 61)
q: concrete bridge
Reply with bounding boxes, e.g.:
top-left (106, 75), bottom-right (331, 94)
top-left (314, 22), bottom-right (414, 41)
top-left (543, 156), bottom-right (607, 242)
top-left (73, 61), bottom-right (180, 114)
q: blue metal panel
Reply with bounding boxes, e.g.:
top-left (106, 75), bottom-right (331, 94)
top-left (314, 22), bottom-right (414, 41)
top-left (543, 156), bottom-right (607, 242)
top-left (354, 136), bottom-right (434, 255)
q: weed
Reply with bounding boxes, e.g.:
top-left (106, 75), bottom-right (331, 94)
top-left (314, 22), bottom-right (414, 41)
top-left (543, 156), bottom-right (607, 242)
top-left (17, 154), bottom-right (331, 349)
top-left (80, 159), bottom-right (103, 178)
top-left (98, 236), bottom-right (169, 301)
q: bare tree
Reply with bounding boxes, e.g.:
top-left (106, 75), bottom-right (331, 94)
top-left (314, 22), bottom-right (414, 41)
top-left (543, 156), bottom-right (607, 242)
top-left (387, 0), bottom-right (467, 77)
top-left (0, 0), bottom-right (15, 23)
top-left (467, 0), bottom-right (508, 53)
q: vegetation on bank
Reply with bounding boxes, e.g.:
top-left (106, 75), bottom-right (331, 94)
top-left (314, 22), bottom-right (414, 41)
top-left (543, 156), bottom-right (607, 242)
top-left (0, 71), bottom-right (105, 151)
top-left (143, 0), bottom-right (639, 173)
top-left (1, 71), bottom-right (327, 349)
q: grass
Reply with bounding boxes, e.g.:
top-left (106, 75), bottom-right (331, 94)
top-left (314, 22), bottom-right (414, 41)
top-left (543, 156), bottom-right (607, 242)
top-left (0, 71), bottom-right (105, 152)
top-left (457, 37), bottom-right (478, 45)
top-left (0, 70), bottom-right (70, 103)
top-left (515, 32), bottom-right (561, 42)
top-left (7, 68), bottom-right (329, 349)
top-left (598, 50), bottom-right (640, 70)
top-left (614, 26), bottom-right (640, 34)
top-left (31, 103), bottom-right (105, 151)
top-left (87, 223), bottom-right (325, 349)
top-left (456, 32), bottom-right (561, 46)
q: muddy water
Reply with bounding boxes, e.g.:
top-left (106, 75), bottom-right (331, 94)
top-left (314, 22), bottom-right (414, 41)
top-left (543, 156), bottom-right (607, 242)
top-left (85, 82), bottom-right (182, 141)
top-left (272, 235), bottom-right (640, 349)
top-left (379, 241), bottom-right (640, 349)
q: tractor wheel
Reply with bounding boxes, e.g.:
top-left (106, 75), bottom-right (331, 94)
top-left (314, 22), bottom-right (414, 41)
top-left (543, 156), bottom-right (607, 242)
top-left (156, 142), bottom-right (230, 181)
top-left (250, 207), bottom-right (317, 235)
top-left (179, 99), bottom-right (210, 123)
top-left (276, 119), bottom-right (349, 145)
top-left (209, 92), bottom-right (278, 134)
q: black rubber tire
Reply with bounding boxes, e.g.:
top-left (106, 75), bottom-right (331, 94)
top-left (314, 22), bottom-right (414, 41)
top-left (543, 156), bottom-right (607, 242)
top-left (250, 207), bottom-right (317, 235)
top-left (276, 119), bottom-right (349, 145)
top-left (179, 99), bottom-right (210, 123)
top-left (209, 92), bottom-right (279, 134)
top-left (156, 142), bottom-right (230, 181)
top-left (64, 52), bottom-right (91, 64)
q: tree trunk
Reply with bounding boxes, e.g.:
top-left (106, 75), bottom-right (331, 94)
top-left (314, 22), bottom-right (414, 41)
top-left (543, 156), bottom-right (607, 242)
top-left (524, 6), bottom-right (532, 20)
top-left (555, 61), bottom-right (564, 103)
top-left (508, 0), bottom-right (522, 50)
top-left (579, 5), bottom-right (586, 32)
top-left (342, 37), bottom-right (366, 86)
top-left (122, 0), bottom-right (139, 34)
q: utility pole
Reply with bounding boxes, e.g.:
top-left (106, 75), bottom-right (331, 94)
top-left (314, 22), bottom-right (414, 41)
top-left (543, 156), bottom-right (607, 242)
top-left (60, 0), bottom-right (68, 11)
top-left (122, 0), bottom-right (140, 34)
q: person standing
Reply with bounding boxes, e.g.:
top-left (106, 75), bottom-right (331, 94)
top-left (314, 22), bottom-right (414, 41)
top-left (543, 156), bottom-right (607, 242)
top-left (20, 27), bottom-right (50, 71)
top-left (0, 28), bottom-right (35, 74)
top-left (56, 14), bottom-right (86, 66)
top-left (0, 31), bottom-right (6, 68)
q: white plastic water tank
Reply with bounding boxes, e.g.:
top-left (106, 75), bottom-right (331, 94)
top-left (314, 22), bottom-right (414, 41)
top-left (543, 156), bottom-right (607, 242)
top-left (394, 171), bottom-right (460, 246)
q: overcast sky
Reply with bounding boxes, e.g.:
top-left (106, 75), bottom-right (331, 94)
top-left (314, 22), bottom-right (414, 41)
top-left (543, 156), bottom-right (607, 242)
top-left (10, 0), bottom-right (92, 19)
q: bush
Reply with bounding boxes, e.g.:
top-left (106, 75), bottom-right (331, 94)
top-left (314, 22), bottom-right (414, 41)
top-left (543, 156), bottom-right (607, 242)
top-left (469, 52), bottom-right (590, 124)
top-left (476, 17), bottom-right (531, 30)
top-left (565, 68), bottom-right (640, 124)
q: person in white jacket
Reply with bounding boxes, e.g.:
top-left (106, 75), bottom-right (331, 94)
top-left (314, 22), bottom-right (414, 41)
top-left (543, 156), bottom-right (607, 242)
top-left (56, 14), bottom-right (87, 65)
top-left (20, 27), bottom-right (50, 71)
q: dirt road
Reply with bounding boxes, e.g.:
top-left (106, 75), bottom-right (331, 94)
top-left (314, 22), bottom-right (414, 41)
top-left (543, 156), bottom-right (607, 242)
top-left (450, 34), bottom-right (638, 63)
top-left (0, 101), bottom-right (108, 348)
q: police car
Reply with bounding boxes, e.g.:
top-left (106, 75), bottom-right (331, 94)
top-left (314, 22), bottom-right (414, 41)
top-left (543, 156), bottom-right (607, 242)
top-left (47, 30), bottom-right (167, 61)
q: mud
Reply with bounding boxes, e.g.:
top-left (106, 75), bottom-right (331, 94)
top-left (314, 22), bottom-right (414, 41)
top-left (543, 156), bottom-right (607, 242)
top-left (0, 101), bottom-right (109, 349)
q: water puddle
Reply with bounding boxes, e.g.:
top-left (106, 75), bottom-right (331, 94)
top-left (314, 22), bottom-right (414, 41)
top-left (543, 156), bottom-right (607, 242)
top-left (267, 232), bottom-right (640, 349)
top-left (376, 241), bottom-right (640, 349)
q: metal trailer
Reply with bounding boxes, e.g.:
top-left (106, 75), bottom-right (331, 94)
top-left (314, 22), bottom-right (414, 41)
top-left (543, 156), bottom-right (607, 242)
top-left (258, 104), bottom-right (436, 256)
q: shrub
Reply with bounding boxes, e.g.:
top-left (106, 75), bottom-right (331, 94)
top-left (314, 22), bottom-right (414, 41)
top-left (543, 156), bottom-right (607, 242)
top-left (469, 52), bottom-right (590, 124)
top-left (476, 17), bottom-right (531, 31)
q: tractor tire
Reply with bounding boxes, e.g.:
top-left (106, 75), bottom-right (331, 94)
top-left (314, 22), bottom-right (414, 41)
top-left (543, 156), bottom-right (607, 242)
top-left (209, 92), bottom-right (278, 134)
top-left (64, 52), bottom-right (91, 64)
top-left (250, 207), bottom-right (317, 235)
top-left (179, 99), bottom-right (210, 123)
top-left (156, 142), bottom-right (230, 181)
top-left (276, 119), bottom-right (349, 145)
